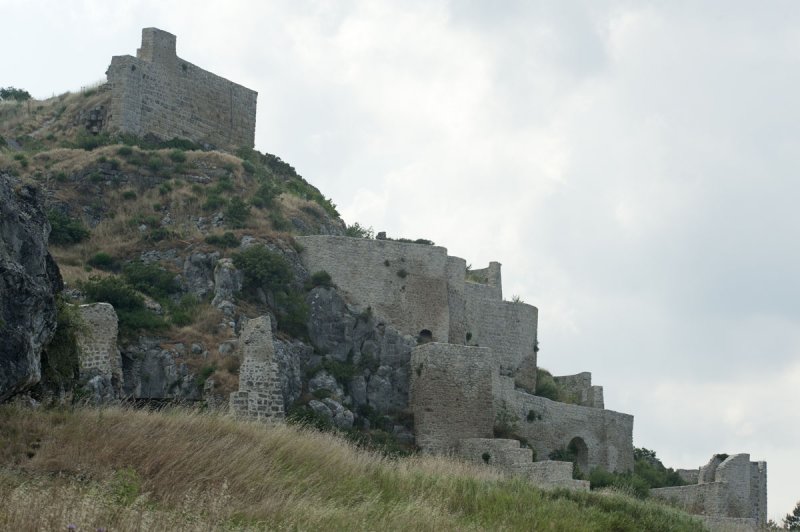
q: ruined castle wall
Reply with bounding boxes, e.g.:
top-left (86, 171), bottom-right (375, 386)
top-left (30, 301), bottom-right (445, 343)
top-left (77, 303), bottom-right (122, 385)
top-left (230, 315), bottom-right (284, 421)
top-left (553, 372), bottom-right (605, 408)
top-left (297, 236), bottom-right (451, 342)
top-left (651, 454), bottom-right (767, 525)
top-left (465, 288), bottom-right (538, 376)
top-left (446, 256), bottom-right (468, 344)
top-left (749, 461), bottom-right (767, 525)
top-left (106, 28), bottom-right (257, 150)
top-left (493, 375), bottom-right (634, 473)
top-left (410, 344), bottom-right (494, 454)
top-left (650, 482), bottom-right (729, 517)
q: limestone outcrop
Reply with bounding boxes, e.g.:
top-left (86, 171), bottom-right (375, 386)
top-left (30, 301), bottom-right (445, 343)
top-left (0, 175), bottom-right (63, 401)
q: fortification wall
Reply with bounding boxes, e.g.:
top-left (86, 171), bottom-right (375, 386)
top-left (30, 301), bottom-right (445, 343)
top-left (297, 236), bottom-right (451, 342)
top-left (464, 288), bottom-right (538, 376)
top-left (553, 372), bottom-right (604, 408)
top-left (493, 375), bottom-right (634, 473)
top-left (230, 315), bottom-right (284, 421)
top-left (650, 454), bottom-right (767, 526)
top-left (410, 344), bottom-right (494, 454)
top-left (106, 28), bottom-right (257, 149)
top-left (445, 256), bottom-right (468, 344)
top-left (77, 303), bottom-right (122, 386)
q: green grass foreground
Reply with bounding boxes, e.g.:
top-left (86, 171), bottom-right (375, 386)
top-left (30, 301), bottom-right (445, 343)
top-left (0, 405), bottom-right (705, 531)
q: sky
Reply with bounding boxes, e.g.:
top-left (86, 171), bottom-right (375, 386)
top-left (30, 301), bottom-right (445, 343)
top-left (2, 0), bottom-right (798, 522)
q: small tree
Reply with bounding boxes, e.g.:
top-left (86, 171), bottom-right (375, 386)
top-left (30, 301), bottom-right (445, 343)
top-left (0, 86), bottom-right (32, 102)
top-left (785, 500), bottom-right (800, 530)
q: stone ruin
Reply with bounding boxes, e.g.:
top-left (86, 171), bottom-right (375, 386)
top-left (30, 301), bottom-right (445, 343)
top-left (651, 453), bottom-right (767, 530)
top-left (229, 315), bottom-right (284, 421)
top-left (105, 28), bottom-right (257, 150)
top-left (76, 302), bottom-right (123, 402)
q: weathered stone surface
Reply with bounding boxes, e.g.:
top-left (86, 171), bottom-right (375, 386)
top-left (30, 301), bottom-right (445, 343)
top-left (212, 258), bottom-right (242, 308)
top-left (230, 315), bottom-right (284, 421)
top-left (651, 454), bottom-right (767, 527)
top-left (0, 176), bottom-right (63, 401)
top-left (106, 28), bottom-right (257, 150)
top-left (77, 303), bottom-right (123, 398)
top-left (273, 338), bottom-right (311, 409)
top-left (183, 252), bottom-right (218, 299)
top-left (308, 370), bottom-right (344, 399)
top-left (121, 338), bottom-right (198, 400)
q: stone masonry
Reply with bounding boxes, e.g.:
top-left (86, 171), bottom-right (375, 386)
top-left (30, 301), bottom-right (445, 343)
top-left (76, 303), bottom-right (123, 393)
top-left (106, 28), bottom-right (257, 150)
top-left (409, 343), bottom-right (495, 454)
top-left (650, 453), bottom-right (767, 529)
top-left (230, 315), bottom-right (285, 421)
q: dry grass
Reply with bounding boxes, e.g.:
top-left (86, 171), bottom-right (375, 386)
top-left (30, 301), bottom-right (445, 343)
top-left (0, 405), bottom-right (706, 531)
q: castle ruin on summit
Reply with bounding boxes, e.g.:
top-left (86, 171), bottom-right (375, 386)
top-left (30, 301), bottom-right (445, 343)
top-left (105, 28), bottom-right (257, 150)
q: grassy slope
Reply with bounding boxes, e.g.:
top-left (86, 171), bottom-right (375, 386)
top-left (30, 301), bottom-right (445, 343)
top-left (0, 405), bottom-right (704, 531)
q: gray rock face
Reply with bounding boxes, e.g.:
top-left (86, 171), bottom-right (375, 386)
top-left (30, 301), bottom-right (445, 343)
top-left (183, 252), bottom-right (219, 299)
top-left (308, 370), bottom-right (344, 399)
top-left (212, 258), bottom-right (242, 308)
top-left (0, 176), bottom-right (63, 401)
top-left (306, 286), bottom-right (416, 416)
top-left (121, 338), bottom-right (199, 400)
top-left (273, 339), bottom-right (312, 408)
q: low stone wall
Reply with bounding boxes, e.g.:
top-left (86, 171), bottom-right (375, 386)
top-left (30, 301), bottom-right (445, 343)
top-left (409, 344), bottom-right (494, 454)
top-left (230, 315), bottom-right (284, 421)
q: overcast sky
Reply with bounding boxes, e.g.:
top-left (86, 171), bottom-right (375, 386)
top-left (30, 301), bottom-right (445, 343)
top-left (2, 0), bottom-right (798, 521)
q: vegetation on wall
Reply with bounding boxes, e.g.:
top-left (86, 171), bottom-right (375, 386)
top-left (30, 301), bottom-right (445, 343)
top-left (39, 297), bottom-right (84, 393)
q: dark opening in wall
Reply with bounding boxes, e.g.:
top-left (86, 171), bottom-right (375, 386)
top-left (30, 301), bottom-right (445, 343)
top-left (568, 436), bottom-right (589, 476)
top-left (417, 329), bottom-right (433, 344)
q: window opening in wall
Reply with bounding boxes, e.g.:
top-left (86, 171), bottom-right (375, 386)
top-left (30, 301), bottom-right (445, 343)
top-left (417, 329), bottom-right (433, 344)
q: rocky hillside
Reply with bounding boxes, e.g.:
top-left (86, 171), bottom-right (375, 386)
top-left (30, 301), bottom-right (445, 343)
top-left (1, 90), bottom-right (431, 452)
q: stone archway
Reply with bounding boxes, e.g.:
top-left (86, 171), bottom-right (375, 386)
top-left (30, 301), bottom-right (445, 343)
top-left (418, 329), bottom-right (433, 344)
top-left (568, 437), bottom-right (589, 475)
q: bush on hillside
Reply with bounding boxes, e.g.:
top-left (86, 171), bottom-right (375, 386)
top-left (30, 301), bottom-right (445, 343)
top-left (121, 261), bottom-right (179, 299)
top-left (225, 197), bottom-right (250, 228)
top-left (0, 86), bottom-right (31, 102)
top-left (205, 232), bottom-right (240, 248)
top-left (345, 222), bottom-right (374, 239)
top-left (81, 276), bottom-right (167, 336)
top-left (47, 210), bottom-right (90, 245)
top-left (39, 297), bottom-right (83, 392)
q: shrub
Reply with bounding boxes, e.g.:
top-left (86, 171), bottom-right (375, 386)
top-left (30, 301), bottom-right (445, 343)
top-left (345, 222), bottom-right (374, 239)
top-left (168, 294), bottom-right (200, 327)
top-left (168, 149), bottom-right (187, 163)
top-left (117, 146), bottom-right (133, 157)
top-left (241, 160), bottom-right (256, 174)
top-left (203, 193), bottom-right (226, 211)
top-left (73, 131), bottom-right (111, 151)
top-left (205, 232), bottom-right (240, 248)
top-left (40, 298), bottom-right (83, 392)
top-left (158, 182), bottom-right (172, 195)
top-left (309, 270), bottom-right (333, 289)
top-left (146, 155), bottom-right (164, 172)
top-left (47, 210), bottom-right (90, 245)
top-left (109, 158), bottom-right (121, 171)
top-left (87, 252), bottom-right (116, 271)
top-left (269, 210), bottom-right (290, 231)
top-left (0, 86), bottom-right (32, 102)
top-left (396, 269), bottom-right (408, 279)
top-left (233, 245), bottom-right (293, 293)
top-left (81, 276), bottom-right (167, 336)
top-left (225, 196), bottom-right (250, 228)
top-left (250, 181), bottom-right (279, 208)
top-left (121, 190), bottom-right (137, 200)
top-left (493, 400), bottom-right (519, 439)
top-left (122, 261), bottom-right (179, 299)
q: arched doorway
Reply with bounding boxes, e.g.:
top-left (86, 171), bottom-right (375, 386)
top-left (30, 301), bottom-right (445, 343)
top-left (568, 437), bottom-right (589, 475)
top-left (417, 329), bottom-right (433, 344)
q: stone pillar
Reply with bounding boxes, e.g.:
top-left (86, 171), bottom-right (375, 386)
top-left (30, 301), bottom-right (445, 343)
top-left (230, 315), bottom-right (285, 421)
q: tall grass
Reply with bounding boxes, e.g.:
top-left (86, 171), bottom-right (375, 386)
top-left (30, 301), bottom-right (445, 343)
top-left (0, 405), bottom-right (705, 531)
